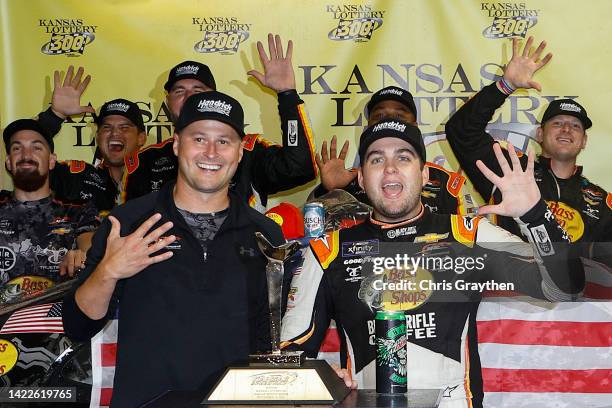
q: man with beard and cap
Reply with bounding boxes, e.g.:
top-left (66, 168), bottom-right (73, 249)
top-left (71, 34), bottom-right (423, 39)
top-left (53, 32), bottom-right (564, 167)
top-left (312, 86), bottom-right (469, 215)
top-left (62, 91), bottom-right (284, 406)
top-left (122, 33), bottom-right (317, 211)
top-left (281, 118), bottom-right (582, 408)
top-left (0, 119), bottom-right (99, 300)
top-left (445, 37), bottom-right (611, 260)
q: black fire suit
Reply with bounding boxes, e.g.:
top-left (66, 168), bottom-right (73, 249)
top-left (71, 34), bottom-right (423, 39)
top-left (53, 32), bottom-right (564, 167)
top-left (122, 90), bottom-right (317, 210)
top-left (445, 82), bottom-right (612, 249)
top-left (281, 201), bottom-right (581, 408)
top-left (36, 108), bottom-right (119, 214)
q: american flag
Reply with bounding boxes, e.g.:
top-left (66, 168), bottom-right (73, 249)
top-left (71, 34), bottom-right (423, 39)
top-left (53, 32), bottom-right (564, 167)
top-left (0, 302), bottom-right (63, 334)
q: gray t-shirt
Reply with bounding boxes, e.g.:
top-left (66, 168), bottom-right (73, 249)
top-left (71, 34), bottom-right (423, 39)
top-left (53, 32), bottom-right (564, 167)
top-left (177, 207), bottom-right (228, 261)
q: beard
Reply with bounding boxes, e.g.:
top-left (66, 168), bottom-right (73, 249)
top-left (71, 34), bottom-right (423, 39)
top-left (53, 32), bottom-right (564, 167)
top-left (12, 161), bottom-right (47, 192)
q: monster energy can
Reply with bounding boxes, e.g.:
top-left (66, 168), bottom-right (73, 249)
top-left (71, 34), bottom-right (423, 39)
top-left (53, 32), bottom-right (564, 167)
top-left (375, 310), bottom-right (408, 394)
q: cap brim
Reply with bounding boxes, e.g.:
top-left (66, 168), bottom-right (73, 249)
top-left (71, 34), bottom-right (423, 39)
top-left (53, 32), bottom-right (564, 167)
top-left (367, 94), bottom-right (416, 118)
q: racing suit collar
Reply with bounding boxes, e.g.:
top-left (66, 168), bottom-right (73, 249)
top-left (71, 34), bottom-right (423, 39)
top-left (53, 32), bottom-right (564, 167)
top-left (369, 202), bottom-right (425, 229)
top-left (10, 194), bottom-right (53, 206)
top-left (538, 155), bottom-right (583, 177)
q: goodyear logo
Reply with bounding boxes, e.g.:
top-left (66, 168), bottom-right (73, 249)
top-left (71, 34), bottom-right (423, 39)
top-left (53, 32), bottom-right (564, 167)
top-left (326, 5), bottom-right (385, 42)
top-left (192, 17), bottom-right (250, 54)
top-left (39, 18), bottom-right (97, 56)
top-left (480, 2), bottom-right (539, 39)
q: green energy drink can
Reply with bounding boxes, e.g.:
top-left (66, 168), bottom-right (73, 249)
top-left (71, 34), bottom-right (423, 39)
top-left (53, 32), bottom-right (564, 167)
top-left (375, 310), bottom-right (407, 394)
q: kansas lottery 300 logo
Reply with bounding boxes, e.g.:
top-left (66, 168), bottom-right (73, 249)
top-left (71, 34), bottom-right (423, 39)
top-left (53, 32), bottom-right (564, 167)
top-left (39, 18), bottom-right (97, 56)
top-left (192, 17), bottom-right (250, 54)
top-left (327, 4), bottom-right (385, 42)
top-left (480, 2), bottom-right (539, 38)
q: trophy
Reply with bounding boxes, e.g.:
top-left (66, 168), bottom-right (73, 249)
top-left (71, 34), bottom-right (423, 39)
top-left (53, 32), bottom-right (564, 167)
top-left (203, 232), bottom-right (350, 405)
top-left (249, 232), bottom-right (304, 366)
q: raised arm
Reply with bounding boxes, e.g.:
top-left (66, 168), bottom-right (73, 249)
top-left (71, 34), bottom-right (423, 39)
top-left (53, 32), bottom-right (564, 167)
top-left (445, 37), bottom-right (552, 202)
top-left (246, 33), bottom-right (317, 196)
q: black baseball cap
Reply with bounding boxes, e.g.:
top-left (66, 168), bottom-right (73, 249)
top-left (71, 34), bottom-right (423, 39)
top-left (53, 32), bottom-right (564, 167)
top-left (3, 119), bottom-right (54, 153)
top-left (175, 91), bottom-right (244, 137)
top-left (164, 61), bottom-right (216, 91)
top-left (541, 99), bottom-right (592, 129)
top-left (358, 119), bottom-right (426, 163)
top-left (366, 86), bottom-right (417, 119)
top-left (95, 98), bottom-right (145, 131)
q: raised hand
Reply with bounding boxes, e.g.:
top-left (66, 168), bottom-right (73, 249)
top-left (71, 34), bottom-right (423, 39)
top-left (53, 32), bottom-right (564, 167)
top-left (51, 65), bottom-right (96, 119)
top-left (476, 142), bottom-right (541, 218)
top-left (98, 213), bottom-right (175, 281)
top-left (503, 36), bottom-right (553, 91)
top-left (315, 135), bottom-right (357, 191)
top-left (247, 33), bottom-right (296, 93)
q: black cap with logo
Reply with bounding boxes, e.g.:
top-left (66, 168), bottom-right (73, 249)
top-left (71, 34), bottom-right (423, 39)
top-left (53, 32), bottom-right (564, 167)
top-left (541, 98), bottom-right (592, 129)
top-left (366, 86), bottom-right (417, 119)
top-left (175, 91), bottom-right (244, 137)
top-left (358, 119), bottom-right (425, 163)
top-left (3, 119), bottom-right (54, 153)
top-left (164, 61), bottom-right (216, 92)
top-left (95, 98), bottom-right (145, 131)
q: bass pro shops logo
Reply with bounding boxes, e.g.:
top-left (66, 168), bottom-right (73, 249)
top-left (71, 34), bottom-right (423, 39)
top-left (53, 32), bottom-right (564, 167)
top-left (480, 2), bottom-right (539, 39)
top-left (192, 17), bottom-right (250, 54)
top-left (327, 4), bottom-right (385, 42)
top-left (39, 18), bottom-right (97, 56)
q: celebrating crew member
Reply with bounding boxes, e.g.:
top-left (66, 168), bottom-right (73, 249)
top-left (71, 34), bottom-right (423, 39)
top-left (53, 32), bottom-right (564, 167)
top-left (1, 119), bottom-right (99, 299)
top-left (62, 91), bottom-right (284, 406)
top-left (33, 66), bottom-right (147, 214)
top-left (122, 33), bottom-right (317, 211)
top-left (445, 37), bottom-right (612, 252)
top-left (281, 119), bottom-right (582, 408)
top-left (312, 86), bottom-right (468, 215)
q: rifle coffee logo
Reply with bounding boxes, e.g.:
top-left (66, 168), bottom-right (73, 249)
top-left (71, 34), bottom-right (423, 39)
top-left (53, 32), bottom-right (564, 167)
top-left (327, 4), bottom-right (385, 42)
top-left (480, 2), bottom-right (539, 39)
top-left (39, 18), bottom-right (97, 56)
top-left (192, 17), bottom-right (250, 54)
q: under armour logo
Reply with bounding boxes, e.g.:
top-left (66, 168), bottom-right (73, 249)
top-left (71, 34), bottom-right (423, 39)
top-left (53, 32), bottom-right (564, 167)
top-left (239, 246), bottom-right (256, 257)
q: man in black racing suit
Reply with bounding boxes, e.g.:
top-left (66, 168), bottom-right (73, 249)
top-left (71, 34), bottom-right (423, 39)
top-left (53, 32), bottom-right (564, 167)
top-left (445, 37), bottom-right (612, 256)
top-left (281, 119), bottom-right (582, 408)
top-left (312, 86), bottom-right (468, 215)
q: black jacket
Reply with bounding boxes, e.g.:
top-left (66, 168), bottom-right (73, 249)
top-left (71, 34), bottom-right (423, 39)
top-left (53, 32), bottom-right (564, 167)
top-left (62, 181), bottom-right (283, 407)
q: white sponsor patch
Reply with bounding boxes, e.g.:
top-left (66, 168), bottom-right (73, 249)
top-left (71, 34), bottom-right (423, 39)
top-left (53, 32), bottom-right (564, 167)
top-left (288, 120), bottom-right (298, 146)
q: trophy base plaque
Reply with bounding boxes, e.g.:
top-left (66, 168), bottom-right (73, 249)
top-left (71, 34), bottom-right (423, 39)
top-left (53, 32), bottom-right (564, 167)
top-left (202, 359), bottom-right (351, 405)
top-left (248, 350), bottom-right (305, 367)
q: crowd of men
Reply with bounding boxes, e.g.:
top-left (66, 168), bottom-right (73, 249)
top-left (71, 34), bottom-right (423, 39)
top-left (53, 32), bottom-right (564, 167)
top-left (1, 34), bottom-right (610, 407)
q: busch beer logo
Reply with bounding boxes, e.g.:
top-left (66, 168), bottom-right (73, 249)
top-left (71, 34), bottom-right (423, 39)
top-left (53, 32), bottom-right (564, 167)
top-left (480, 2), bottom-right (539, 39)
top-left (39, 18), bottom-right (97, 56)
top-left (196, 99), bottom-right (232, 116)
top-left (373, 121), bottom-right (406, 133)
top-left (192, 17), bottom-right (250, 54)
top-left (326, 5), bottom-right (384, 42)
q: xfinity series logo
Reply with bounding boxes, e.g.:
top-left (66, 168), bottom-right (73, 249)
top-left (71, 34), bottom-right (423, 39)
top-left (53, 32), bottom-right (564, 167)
top-left (39, 18), bottom-right (97, 56)
top-left (326, 4), bottom-right (384, 42)
top-left (192, 17), bottom-right (250, 54)
top-left (342, 239), bottom-right (379, 257)
top-left (480, 2), bottom-right (539, 39)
